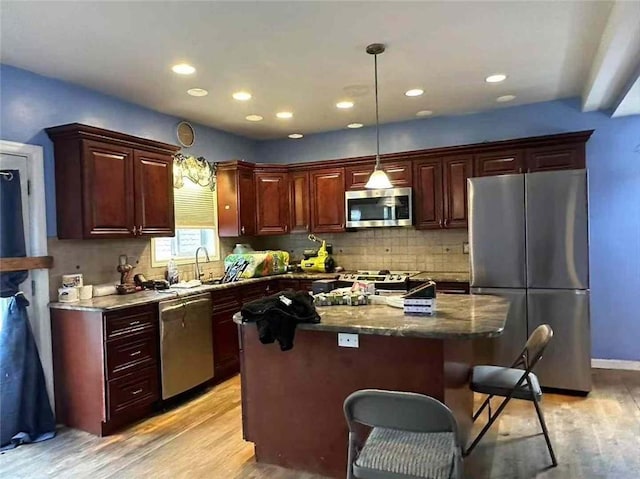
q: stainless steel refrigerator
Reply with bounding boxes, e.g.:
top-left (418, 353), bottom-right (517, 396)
top-left (468, 170), bottom-right (591, 393)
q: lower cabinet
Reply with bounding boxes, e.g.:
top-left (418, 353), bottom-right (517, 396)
top-left (51, 303), bottom-right (161, 436)
top-left (211, 289), bottom-right (243, 381)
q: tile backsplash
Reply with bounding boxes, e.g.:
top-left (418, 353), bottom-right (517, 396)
top-left (48, 228), bottom-right (469, 300)
top-left (47, 237), bottom-right (237, 300)
top-left (253, 228), bottom-right (470, 274)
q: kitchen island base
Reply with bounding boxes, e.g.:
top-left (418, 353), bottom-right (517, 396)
top-left (239, 325), bottom-right (474, 478)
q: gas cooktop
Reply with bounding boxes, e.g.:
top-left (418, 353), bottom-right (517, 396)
top-left (337, 270), bottom-right (420, 284)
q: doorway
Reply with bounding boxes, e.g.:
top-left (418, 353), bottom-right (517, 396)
top-left (0, 140), bottom-right (52, 408)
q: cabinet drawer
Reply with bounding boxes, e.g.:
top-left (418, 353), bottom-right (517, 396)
top-left (241, 282), bottom-right (274, 302)
top-left (105, 305), bottom-right (157, 339)
top-left (107, 366), bottom-right (159, 418)
top-left (211, 289), bottom-right (242, 310)
top-left (106, 331), bottom-right (157, 379)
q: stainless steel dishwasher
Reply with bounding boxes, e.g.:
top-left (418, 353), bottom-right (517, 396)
top-left (159, 293), bottom-right (214, 400)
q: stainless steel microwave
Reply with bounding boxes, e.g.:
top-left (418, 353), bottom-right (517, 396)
top-left (345, 187), bottom-right (413, 228)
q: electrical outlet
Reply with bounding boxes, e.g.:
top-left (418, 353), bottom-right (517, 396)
top-left (338, 333), bottom-right (359, 348)
top-left (462, 242), bottom-right (469, 254)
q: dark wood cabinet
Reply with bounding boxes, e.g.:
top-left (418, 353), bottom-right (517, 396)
top-left (345, 160), bottom-right (412, 190)
top-left (51, 303), bottom-right (160, 436)
top-left (310, 167), bottom-right (346, 233)
top-left (133, 150), bottom-right (175, 237)
top-left (46, 123), bottom-right (178, 239)
top-left (414, 155), bottom-right (471, 229)
top-left (474, 149), bottom-right (525, 176)
top-left (255, 169), bottom-right (289, 235)
top-left (526, 143), bottom-right (585, 172)
top-left (413, 158), bottom-right (443, 229)
top-left (211, 289), bottom-right (242, 381)
top-left (442, 155), bottom-right (473, 229)
top-left (217, 162), bottom-right (257, 237)
top-left (289, 170), bottom-right (311, 234)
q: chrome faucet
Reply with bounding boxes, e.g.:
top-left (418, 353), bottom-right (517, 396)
top-left (195, 246), bottom-right (210, 281)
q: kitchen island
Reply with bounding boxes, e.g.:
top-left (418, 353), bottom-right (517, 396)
top-left (234, 294), bottom-right (509, 478)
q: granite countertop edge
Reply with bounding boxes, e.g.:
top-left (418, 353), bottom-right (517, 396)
top-left (233, 294), bottom-right (507, 340)
top-left (48, 273), bottom-right (339, 312)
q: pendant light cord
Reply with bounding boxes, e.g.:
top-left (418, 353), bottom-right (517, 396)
top-left (374, 53), bottom-right (381, 170)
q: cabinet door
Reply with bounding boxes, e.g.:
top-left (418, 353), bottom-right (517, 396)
top-left (81, 140), bottom-right (135, 238)
top-left (345, 160), bottom-right (412, 190)
top-left (310, 168), bottom-right (346, 233)
top-left (212, 309), bottom-right (240, 380)
top-left (525, 143), bottom-right (585, 172)
top-left (289, 171), bottom-right (310, 234)
top-left (133, 150), bottom-right (174, 237)
top-left (474, 149), bottom-right (525, 176)
top-left (443, 155), bottom-right (473, 229)
top-left (255, 171), bottom-right (289, 235)
top-left (217, 166), bottom-right (256, 237)
top-left (413, 159), bottom-right (443, 229)
top-left (238, 168), bottom-right (256, 236)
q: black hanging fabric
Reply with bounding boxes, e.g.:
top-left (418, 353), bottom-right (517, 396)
top-left (0, 169), bottom-right (55, 450)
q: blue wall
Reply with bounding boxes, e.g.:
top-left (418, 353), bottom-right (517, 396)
top-left (256, 100), bottom-right (640, 362)
top-left (0, 64), bottom-right (255, 236)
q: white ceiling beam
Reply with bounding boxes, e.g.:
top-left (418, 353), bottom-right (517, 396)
top-left (611, 69), bottom-right (640, 117)
top-left (582, 0), bottom-right (640, 113)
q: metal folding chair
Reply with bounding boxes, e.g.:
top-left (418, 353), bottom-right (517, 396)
top-left (464, 324), bottom-right (557, 467)
top-left (344, 389), bottom-right (463, 479)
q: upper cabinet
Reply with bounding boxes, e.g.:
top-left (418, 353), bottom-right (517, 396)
top-left (254, 168), bottom-right (289, 235)
top-left (474, 149), bottom-right (525, 176)
top-left (525, 143), bottom-right (585, 172)
top-left (216, 162), bottom-right (256, 237)
top-left (442, 155), bottom-right (473, 228)
top-left (413, 155), bottom-right (471, 230)
top-left (345, 160), bottom-right (412, 190)
top-left (413, 158), bottom-right (443, 229)
top-left (310, 167), bottom-right (346, 233)
top-left (289, 170), bottom-right (311, 234)
top-left (46, 124), bottom-right (178, 240)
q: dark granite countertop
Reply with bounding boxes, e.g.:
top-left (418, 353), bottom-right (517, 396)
top-left (410, 272), bottom-right (470, 283)
top-left (234, 293), bottom-right (507, 339)
top-left (48, 273), bottom-right (339, 312)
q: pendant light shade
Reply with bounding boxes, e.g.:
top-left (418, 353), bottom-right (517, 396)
top-left (364, 43), bottom-right (392, 189)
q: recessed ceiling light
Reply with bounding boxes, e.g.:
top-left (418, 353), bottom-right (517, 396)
top-left (276, 111), bottom-right (293, 119)
top-left (485, 74), bottom-right (507, 83)
top-left (347, 123), bottom-right (364, 129)
top-left (232, 91), bottom-right (252, 101)
top-left (496, 95), bottom-right (516, 103)
top-left (187, 88), bottom-right (208, 97)
top-left (336, 101), bottom-right (354, 109)
top-left (288, 133), bottom-right (303, 139)
top-left (405, 89), bottom-right (424, 97)
top-left (245, 114), bottom-right (263, 122)
top-left (416, 110), bottom-right (433, 117)
top-left (172, 63), bottom-right (196, 75)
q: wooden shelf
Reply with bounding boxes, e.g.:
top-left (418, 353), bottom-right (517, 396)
top-left (0, 256), bottom-right (54, 272)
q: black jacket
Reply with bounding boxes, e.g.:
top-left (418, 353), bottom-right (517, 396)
top-left (240, 290), bottom-right (320, 351)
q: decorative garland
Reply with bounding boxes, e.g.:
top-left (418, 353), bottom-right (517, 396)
top-left (173, 153), bottom-right (217, 190)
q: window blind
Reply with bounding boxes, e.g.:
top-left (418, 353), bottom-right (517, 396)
top-left (174, 183), bottom-right (216, 228)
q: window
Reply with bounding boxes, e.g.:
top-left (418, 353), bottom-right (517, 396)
top-left (151, 179), bottom-right (219, 266)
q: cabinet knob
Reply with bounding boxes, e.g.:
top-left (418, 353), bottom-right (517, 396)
top-left (241, 226), bottom-right (245, 235)
top-left (132, 226), bottom-right (137, 235)
top-left (439, 219), bottom-right (443, 228)
top-left (284, 224), bottom-right (288, 232)
top-left (138, 225), bottom-right (143, 236)
top-left (444, 219), bottom-right (449, 227)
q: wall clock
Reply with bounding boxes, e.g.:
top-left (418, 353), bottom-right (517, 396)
top-left (176, 121), bottom-right (195, 147)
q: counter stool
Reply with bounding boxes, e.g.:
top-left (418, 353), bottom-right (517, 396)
top-left (344, 389), bottom-right (463, 479)
top-left (464, 324), bottom-right (557, 467)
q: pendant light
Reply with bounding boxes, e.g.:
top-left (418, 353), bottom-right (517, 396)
top-left (364, 43), bottom-right (392, 189)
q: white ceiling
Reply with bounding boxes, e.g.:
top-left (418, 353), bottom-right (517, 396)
top-left (1, 1), bottom-right (633, 140)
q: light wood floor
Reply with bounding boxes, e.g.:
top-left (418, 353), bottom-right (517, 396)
top-left (1, 369), bottom-right (639, 479)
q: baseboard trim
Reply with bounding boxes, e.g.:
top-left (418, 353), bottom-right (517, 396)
top-left (591, 359), bottom-right (640, 371)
